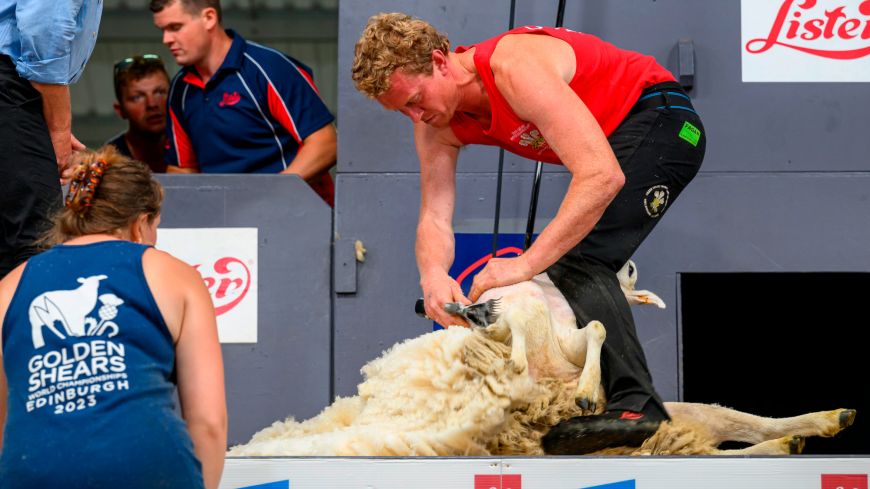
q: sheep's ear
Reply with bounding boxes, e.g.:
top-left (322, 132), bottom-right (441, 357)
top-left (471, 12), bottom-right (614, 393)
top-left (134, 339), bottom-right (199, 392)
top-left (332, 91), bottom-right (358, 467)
top-left (77, 277), bottom-right (86, 284)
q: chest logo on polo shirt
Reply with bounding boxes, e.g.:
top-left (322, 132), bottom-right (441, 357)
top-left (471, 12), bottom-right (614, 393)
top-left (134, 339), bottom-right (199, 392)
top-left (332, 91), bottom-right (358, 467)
top-left (643, 185), bottom-right (670, 218)
top-left (219, 91), bottom-right (242, 107)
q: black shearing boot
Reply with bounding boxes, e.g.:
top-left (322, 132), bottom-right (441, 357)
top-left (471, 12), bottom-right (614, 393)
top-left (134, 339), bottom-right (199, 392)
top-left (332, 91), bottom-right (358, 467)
top-left (541, 409), bottom-right (664, 455)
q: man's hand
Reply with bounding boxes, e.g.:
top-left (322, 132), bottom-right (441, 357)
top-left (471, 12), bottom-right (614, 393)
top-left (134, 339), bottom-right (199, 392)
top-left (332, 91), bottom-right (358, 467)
top-left (56, 133), bottom-right (86, 184)
top-left (468, 255), bottom-right (535, 302)
top-left (421, 272), bottom-right (471, 328)
top-left (50, 130), bottom-right (84, 185)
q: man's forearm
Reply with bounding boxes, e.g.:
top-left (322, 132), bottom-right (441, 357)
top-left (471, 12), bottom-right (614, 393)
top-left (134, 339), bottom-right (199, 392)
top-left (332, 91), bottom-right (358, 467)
top-left (522, 170), bottom-right (625, 274)
top-left (415, 218), bottom-right (456, 280)
top-left (282, 125), bottom-right (337, 181)
top-left (29, 82), bottom-right (71, 136)
top-left (166, 165), bottom-right (200, 174)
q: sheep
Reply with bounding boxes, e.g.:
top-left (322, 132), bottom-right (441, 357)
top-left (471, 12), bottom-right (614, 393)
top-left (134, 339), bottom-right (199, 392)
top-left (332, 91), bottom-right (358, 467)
top-left (477, 272), bottom-right (856, 455)
top-left (29, 275), bottom-right (108, 348)
top-left (229, 262), bottom-right (855, 456)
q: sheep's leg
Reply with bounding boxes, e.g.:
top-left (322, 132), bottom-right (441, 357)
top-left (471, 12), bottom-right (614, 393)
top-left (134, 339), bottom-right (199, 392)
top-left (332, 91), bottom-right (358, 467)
top-left (558, 320), bottom-right (605, 414)
top-left (483, 320), bottom-right (511, 344)
top-left (713, 436), bottom-right (806, 456)
top-left (509, 324), bottom-right (529, 373)
top-left (483, 299), bottom-right (530, 374)
top-left (665, 402), bottom-right (856, 446)
top-left (624, 289), bottom-right (666, 309)
top-left (498, 296), bottom-right (553, 374)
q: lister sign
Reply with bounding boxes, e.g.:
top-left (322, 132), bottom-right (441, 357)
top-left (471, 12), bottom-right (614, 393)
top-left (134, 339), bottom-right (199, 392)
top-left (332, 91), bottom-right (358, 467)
top-left (157, 228), bottom-right (258, 344)
top-left (742, 0), bottom-right (870, 81)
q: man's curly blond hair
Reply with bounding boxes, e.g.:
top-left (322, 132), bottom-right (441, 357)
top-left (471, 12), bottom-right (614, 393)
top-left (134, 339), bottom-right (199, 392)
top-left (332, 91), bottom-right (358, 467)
top-left (352, 13), bottom-right (451, 99)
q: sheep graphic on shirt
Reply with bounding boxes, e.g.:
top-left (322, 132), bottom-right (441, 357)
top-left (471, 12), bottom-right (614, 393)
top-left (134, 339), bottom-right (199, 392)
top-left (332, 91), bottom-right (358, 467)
top-left (28, 275), bottom-right (123, 349)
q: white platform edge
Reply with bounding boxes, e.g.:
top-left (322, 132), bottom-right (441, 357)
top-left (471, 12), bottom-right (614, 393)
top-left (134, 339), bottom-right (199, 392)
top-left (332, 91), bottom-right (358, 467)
top-left (220, 456), bottom-right (870, 489)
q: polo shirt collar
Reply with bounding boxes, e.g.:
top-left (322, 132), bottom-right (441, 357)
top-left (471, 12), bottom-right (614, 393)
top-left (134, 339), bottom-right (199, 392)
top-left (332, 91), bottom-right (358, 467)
top-left (220, 29), bottom-right (246, 71)
top-left (180, 29), bottom-right (246, 88)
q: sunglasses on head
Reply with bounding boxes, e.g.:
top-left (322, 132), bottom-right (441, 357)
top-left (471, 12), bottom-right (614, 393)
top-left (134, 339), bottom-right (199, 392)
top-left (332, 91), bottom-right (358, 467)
top-left (113, 54), bottom-right (163, 76)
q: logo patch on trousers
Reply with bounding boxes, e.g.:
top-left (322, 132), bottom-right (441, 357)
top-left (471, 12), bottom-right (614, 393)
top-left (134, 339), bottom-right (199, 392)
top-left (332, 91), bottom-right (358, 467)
top-left (644, 185), bottom-right (669, 218)
top-left (679, 121), bottom-right (701, 146)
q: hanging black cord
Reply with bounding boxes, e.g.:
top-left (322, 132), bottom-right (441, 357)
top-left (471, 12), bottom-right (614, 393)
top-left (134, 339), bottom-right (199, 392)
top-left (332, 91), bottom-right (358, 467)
top-left (556, 0), bottom-right (567, 26)
top-left (491, 0), bottom-right (517, 257)
top-left (524, 0), bottom-right (568, 251)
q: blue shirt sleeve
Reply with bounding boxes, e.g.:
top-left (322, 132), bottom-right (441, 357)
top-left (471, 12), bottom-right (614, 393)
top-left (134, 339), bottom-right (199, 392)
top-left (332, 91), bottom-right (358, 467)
top-left (14, 0), bottom-right (101, 84)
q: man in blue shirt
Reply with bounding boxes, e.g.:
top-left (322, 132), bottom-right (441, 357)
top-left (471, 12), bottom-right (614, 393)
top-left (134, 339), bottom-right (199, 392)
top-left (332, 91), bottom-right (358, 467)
top-left (151, 0), bottom-right (338, 206)
top-left (0, 0), bottom-right (103, 279)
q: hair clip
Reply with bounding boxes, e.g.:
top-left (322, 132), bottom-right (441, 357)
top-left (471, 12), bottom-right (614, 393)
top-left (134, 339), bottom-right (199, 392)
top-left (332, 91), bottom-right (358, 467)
top-left (65, 160), bottom-right (108, 214)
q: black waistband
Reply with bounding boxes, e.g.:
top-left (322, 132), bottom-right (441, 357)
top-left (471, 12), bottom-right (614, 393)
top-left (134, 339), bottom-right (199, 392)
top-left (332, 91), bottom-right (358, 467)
top-left (629, 82), bottom-right (695, 116)
top-left (0, 54), bottom-right (20, 79)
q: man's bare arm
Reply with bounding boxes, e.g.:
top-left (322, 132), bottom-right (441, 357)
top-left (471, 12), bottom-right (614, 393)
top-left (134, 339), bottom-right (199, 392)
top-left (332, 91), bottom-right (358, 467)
top-left (281, 124), bottom-right (337, 181)
top-left (29, 82), bottom-right (83, 182)
top-left (414, 123), bottom-right (470, 326)
top-left (493, 34), bottom-right (624, 274)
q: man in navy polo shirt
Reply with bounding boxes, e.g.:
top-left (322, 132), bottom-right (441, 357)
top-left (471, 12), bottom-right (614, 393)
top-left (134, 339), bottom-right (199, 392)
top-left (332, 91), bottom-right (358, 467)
top-left (151, 0), bottom-right (337, 206)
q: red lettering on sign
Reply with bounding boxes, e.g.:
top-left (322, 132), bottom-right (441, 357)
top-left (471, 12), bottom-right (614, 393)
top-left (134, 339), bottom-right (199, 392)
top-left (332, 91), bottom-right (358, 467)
top-left (193, 256), bottom-right (252, 316)
top-left (746, 0), bottom-right (870, 59)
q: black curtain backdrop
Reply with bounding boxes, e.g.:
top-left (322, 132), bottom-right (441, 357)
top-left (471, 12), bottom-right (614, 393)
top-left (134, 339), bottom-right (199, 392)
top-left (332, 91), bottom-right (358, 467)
top-left (681, 273), bottom-right (868, 455)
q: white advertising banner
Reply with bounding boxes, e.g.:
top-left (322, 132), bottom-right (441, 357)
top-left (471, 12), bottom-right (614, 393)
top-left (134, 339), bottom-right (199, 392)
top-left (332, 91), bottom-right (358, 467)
top-left (157, 228), bottom-right (258, 343)
top-left (741, 0), bottom-right (870, 82)
top-left (219, 457), bottom-right (870, 489)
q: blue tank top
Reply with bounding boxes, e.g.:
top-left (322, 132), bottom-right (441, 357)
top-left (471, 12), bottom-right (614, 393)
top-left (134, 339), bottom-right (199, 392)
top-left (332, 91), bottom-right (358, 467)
top-left (0, 240), bottom-right (204, 489)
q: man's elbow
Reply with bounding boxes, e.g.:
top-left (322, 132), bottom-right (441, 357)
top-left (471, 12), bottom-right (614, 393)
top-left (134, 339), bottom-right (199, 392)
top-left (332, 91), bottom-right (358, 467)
top-left (609, 168), bottom-right (626, 196)
top-left (305, 126), bottom-right (338, 166)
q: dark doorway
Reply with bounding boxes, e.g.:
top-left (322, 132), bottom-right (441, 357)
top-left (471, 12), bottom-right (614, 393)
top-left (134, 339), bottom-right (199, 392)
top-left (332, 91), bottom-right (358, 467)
top-left (681, 273), bottom-right (868, 454)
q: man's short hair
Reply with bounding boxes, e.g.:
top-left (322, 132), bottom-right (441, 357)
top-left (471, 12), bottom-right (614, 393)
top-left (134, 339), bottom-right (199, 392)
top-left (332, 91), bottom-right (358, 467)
top-left (149, 0), bottom-right (222, 23)
top-left (113, 55), bottom-right (169, 102)
top-left (352, 12), bottom-right (450, 99)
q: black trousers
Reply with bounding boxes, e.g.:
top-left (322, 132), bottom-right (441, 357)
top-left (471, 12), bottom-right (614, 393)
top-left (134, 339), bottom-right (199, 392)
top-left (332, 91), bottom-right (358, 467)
top-left (546, 82), bottom-right (706, 418)
top-left (0, 55), bottom-right (62, 279)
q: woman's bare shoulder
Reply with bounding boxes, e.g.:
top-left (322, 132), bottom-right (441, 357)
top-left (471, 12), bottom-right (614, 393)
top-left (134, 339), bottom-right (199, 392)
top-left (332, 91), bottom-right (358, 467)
top-left (142, 247), bottom-right (202, 285)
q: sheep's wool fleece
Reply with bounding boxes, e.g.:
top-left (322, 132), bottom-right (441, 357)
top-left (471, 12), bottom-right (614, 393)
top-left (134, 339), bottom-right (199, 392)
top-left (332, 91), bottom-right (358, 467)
top-left (228, 327), bottom-right (544, 456)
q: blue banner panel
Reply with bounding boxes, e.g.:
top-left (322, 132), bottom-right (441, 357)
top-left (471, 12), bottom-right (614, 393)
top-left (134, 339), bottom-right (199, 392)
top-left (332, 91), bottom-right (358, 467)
top-left (433, 233), bottom-right (531, 330)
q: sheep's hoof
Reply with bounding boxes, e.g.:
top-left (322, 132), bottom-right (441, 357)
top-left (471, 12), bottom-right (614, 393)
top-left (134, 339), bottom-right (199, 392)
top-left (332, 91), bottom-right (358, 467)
top-left (839, 409), bottom-right (856, 429)
top-left (575, 397), bottom-right (596, 414)
top-left (507, 359), bottom-right (527, 374)
top-left (788, 436), bottom-right (805, 454)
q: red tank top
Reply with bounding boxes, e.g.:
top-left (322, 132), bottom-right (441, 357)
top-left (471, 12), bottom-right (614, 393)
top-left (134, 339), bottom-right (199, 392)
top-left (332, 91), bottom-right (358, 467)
top-left (450, 26), bottom-right (675, 164)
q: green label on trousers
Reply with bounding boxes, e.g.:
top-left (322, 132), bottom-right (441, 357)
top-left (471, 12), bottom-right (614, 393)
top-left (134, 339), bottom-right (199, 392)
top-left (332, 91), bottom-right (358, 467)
top-left (679, 121), bottom-right (701, 146)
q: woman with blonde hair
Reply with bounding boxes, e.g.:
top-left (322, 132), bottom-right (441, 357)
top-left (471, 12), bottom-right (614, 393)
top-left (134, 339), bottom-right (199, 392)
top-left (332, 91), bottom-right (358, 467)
top-left (0, 146), bottom-right (226, 489)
